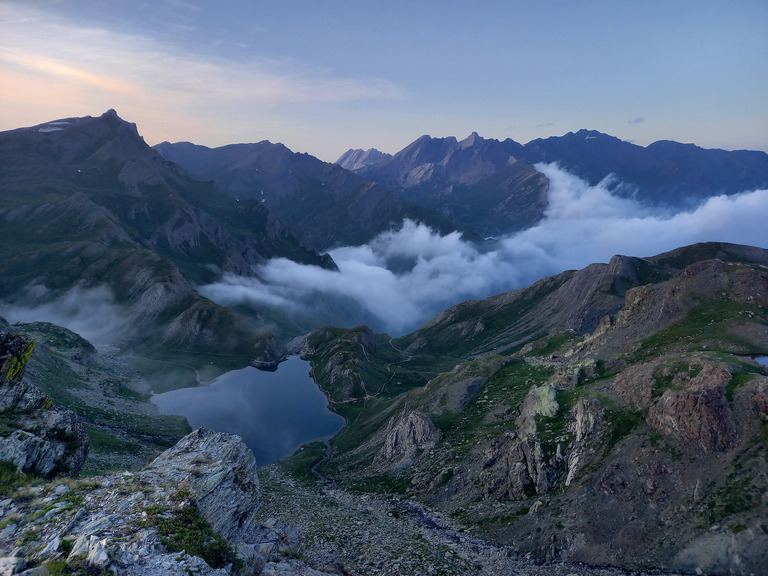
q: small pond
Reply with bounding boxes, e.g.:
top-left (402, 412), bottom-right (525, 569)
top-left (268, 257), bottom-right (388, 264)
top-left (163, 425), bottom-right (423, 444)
top-left (151, 356), bottom-right (345, 466)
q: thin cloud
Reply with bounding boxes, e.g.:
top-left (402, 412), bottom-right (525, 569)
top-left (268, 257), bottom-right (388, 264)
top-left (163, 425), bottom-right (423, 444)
top-left (0, 4), bottom-right (405, 143)
top-left (0, 285), bottom-right (134, 345)
top-left (628, 116), bottom-right (645, 124)
top-left (199, 164), bottom-right (768, 336)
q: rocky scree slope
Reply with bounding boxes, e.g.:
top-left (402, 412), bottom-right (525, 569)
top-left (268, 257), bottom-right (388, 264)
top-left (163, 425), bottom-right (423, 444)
top-left (300, 242), bottom-right (768, 575)
top-left (0, 110), bottom-right (332, 359)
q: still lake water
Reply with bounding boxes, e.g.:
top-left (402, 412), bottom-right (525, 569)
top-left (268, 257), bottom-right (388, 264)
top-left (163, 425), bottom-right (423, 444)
top-left (151, 356), bottom-right (345, 466)
top-left (756, 356), bottom-right (768, 367)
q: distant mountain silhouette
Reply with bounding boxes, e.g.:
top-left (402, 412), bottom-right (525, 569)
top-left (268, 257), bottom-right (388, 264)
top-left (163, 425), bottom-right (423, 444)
top-left (154, 141), bottom-right (465, 250)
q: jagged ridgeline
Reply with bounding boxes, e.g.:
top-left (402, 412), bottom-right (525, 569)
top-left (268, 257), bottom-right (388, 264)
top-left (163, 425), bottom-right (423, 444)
top-left (0, 110), bottom-right (335, 366)
top-left (291, 242), bottom-right (768, 575)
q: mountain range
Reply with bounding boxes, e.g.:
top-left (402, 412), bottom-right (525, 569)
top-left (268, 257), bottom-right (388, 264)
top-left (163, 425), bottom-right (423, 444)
top-left (341, 129), bottom-right (768, 215)
top-left (153, 140), bottom-right (463, 251)
top-left (0, 110), bottom-right (332, 359)
top-left (1, 110), bottom-right (767, 575)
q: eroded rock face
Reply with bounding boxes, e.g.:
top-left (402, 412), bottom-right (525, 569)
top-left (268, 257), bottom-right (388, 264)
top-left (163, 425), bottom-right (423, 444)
top-left (0, 332), bottom-right (89, 477)
top-left (480, 433), bottom-right (557, 500)
top-left (374, 411), bottom-right (440, 468)
top-left (753, 378), bottom-right (768, 421)
top-left (144, 428), bottom-right (260, 542)
top-left (566, 398), bottom-right (603, 486)
top-left (647, 385), bottom-right (735, 452)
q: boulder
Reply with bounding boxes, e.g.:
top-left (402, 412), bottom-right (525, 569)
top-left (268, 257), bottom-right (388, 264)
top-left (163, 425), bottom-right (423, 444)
top-left (0, 333), bottom-right (35, 382)
top-left (144, 428), bottom-right (260, 542)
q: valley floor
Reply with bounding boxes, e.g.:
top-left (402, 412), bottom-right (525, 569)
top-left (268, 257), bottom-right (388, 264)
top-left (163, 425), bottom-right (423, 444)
top-left (257, 465), bottom-right (687, 576)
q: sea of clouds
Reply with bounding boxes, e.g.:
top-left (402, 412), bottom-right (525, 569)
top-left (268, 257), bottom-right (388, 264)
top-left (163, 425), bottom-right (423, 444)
top-left (3, 164), bottom-right (766, 342)
top-left (198, 163), bottom-right (768, 336)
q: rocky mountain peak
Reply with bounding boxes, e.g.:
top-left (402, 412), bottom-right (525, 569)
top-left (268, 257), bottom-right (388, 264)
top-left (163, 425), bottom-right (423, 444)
top-left (335, 147), bottom-right (392, 171)
top-left (459, 131), bottom-right (482, 148)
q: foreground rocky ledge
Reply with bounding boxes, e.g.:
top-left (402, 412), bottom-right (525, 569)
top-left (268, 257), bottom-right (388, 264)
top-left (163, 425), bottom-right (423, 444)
top-left (0, 428), bottom-right (329, 575)
top-left (1, 427), bottom-right (692, 576)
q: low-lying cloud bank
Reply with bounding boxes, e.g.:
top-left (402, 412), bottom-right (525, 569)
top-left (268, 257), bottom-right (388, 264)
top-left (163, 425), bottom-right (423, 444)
top-left (200, 163), bottom-right (768, 336)
top-left (0, 285), bottom-right (133, 345)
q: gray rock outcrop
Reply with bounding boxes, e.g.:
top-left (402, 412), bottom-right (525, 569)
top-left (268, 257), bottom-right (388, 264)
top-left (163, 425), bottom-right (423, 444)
top-left (0, 332), bottom-right (89, 478)
top-left (565, 398), bottom-right (603, 486)
top-left (480, 432), bottom-right (557, 500)
top-left (374, 410), bottom-right (440, 469)
top-left (143, 428), bottom-right (260, 542)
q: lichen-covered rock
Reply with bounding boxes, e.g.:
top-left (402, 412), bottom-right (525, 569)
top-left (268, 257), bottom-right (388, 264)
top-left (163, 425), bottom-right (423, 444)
top-left (144, 428), bottom-right (260, 542)
top-left (0, 332), bottom-right (89, 477)
top-left (0, 333), bottom-right (35, 382)
top-left (374, 411), bottom-right (440, 468)
top-left (514, 384), bottom-right (558, 439)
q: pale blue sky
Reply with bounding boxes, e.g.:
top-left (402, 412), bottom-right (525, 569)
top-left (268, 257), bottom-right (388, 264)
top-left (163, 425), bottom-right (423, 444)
top-left (1, 1), bottom-right (766, 161)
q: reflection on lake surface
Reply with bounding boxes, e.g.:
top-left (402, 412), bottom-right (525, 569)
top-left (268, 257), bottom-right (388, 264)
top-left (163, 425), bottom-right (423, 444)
top-left (151, 356), bottom-right (345, 466)
top-left (756, 356), bottom-right (768, 367)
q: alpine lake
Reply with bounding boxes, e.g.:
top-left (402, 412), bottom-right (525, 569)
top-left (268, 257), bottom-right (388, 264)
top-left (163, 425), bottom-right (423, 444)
top-left (151, 356), bottom-right (345, 466)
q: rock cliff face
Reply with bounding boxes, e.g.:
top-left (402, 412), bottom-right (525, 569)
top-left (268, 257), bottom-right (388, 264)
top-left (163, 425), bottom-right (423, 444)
top-left (480, 433), bottom-right (556, 500)
top-left (0, 332), bottom-right (88, 478)
top-left (373, 411), bottom-right (440, 469)
top-left (646, 363), bottom-right (735, 453)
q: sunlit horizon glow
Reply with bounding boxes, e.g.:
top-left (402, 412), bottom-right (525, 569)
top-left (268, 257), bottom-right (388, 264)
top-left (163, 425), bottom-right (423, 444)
top-left (1, 1), bottom-right (767, 161)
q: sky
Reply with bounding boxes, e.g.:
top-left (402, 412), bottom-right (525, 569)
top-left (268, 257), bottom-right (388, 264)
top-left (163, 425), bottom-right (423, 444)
top-left (1, 1), bottom-right (767, 162)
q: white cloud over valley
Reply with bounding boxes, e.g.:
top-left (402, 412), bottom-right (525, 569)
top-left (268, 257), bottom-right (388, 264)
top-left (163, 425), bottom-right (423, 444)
top-left (200, 164), bottom-right (768, 336)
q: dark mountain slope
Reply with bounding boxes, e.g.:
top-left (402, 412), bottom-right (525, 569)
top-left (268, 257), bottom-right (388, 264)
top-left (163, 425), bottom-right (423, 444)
top-left (0, 110), bottom-right (329, 357)
top-left (520, 129), bottom-right (768, 205)
top-left (154, 140), bottom-right (464, 250)
top-left (348, 133), bottom-right (548, 237)
top-left (344, 130), bottom-right (768, 236)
